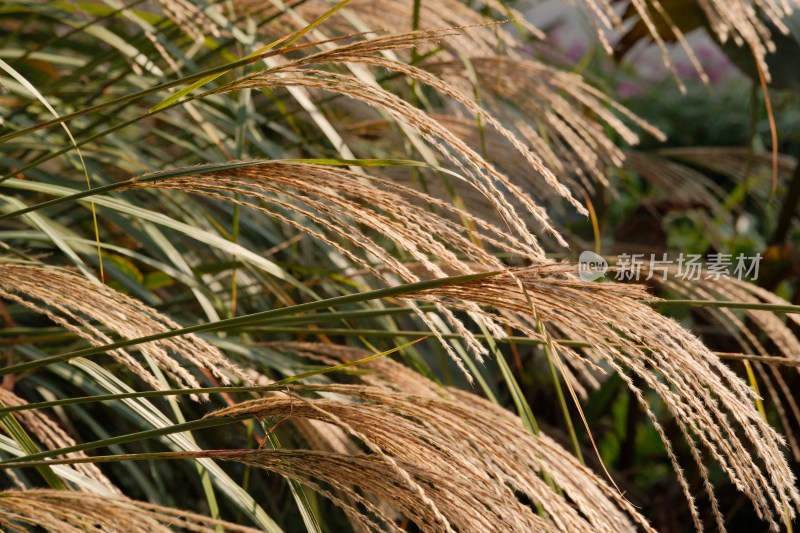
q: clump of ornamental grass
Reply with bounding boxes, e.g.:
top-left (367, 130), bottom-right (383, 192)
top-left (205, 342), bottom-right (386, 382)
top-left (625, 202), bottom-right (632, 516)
top-left (129, 140), bottom-right (799, 530)
top-left (0, 1), bottom-right (799, 532)
top-left (206, 354), bottom-right (651, 532)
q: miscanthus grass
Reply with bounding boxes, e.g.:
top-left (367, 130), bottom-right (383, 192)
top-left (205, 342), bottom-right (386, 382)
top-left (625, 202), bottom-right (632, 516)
top-left (0, 0), bottom-right (799, 531)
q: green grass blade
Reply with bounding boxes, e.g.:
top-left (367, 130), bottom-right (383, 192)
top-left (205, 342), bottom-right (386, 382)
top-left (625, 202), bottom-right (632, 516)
top-left (0, 416), bottom-right (247, 465)
top-left (0, 402), bottom-right (67, 489)
top-left (0, 335), bottom-right (429, 415)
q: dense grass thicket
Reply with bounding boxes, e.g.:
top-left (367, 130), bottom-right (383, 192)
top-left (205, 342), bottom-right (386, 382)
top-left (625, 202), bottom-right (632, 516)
top-left (0, 0), bottom-right (799, 531)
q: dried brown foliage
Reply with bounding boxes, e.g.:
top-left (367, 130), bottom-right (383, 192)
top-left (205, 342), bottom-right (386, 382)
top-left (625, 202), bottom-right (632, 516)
top-left (1, 4), bottom-right (797, 532)
top-left (208, 357), bottom-right (652, 532)
top-left (0, 263), bottom-right (248, 392)
top-left (0, 489), bottom-right (260, 532)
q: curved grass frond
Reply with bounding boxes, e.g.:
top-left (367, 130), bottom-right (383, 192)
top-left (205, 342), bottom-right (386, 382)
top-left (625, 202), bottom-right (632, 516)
top-left (129, 159), bottom-right (532, 373)
top-left (158, 0), bottom-right (224, 42)
top-left (657, 273), bottom-right (800, 461)
top-left (410, 264), bottom-right (800, 531)
top-left (275, 0), bottom-right (543, 55)
top-left (128, 161), bottom-right (533, 275)
top-left (0, 489), bottom-right (260, 532)
top-left (220, 27), bottom-right (605, 218)
top-left (215, 26), bottom-right (663, 206)
top-left (209, 376), bottom-right (652, 532)
top-left (425, 57), bottom-right (664, 189)
top-left (235, 448), bottom-right (550, 532)
top-left (340, 113), bottom-right (576, 220)
top-left (0, 263), bottom-right (248, 392)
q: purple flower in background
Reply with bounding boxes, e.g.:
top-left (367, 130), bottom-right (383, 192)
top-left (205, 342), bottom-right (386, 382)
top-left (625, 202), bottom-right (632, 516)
top-left (566, 40), bottom-right (588, 61)
top-left (676, 61), bottom-right (697, 79)
top-left (616, 80), bottom-right (642, 98)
